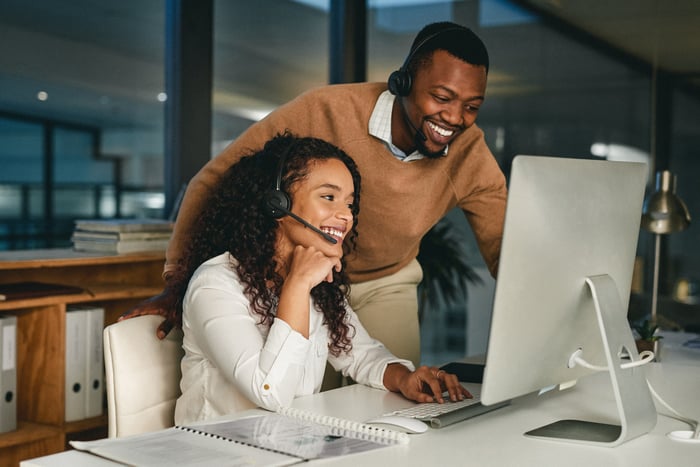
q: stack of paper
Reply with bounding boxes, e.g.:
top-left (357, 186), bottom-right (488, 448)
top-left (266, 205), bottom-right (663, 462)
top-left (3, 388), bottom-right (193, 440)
top-left (72, 218), bottom-right (173, 254)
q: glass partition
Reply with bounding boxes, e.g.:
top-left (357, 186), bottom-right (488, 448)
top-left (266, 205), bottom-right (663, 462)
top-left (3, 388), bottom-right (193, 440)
top-left (211, 0), bottom-right (331, 152)
top-left (0, 0), bottom-right (166, 248)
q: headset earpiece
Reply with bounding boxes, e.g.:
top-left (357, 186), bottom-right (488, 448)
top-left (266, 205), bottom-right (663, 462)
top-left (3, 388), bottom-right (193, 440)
top-left (387, 69), bottom-right (412, 97)
top-left (265, 188), bottom-right (291, 219)
top-left (264, 141), bottom-right (294, 219)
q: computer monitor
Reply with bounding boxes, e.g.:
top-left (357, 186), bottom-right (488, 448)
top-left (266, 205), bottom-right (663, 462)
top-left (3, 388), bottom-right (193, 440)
top-left (481, 155), bottom-right (656, 447)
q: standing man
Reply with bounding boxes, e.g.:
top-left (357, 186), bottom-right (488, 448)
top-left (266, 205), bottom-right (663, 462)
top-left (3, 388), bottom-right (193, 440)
top-left (125, 21), bottom-right (506, 369)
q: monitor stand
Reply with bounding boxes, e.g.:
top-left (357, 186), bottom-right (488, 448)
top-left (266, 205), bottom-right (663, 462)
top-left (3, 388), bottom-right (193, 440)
top-left (525, 274), bottom-right (657, 447)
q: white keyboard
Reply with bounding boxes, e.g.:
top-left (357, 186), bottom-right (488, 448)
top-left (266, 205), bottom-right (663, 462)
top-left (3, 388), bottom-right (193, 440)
top-left (386, 391), bottom-right (508, 428)
top-left (388, 392), bottom-right (482, 419)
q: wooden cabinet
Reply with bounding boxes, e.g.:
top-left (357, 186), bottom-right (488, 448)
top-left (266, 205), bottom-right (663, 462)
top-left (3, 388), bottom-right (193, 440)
top-left (0, 249), bottom-right (165, 466)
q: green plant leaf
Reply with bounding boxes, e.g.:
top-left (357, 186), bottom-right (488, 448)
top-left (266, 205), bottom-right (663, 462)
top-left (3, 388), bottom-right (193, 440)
top-left (417, 218), bottom-right (481, 321)
top-left (632, 319), bottom-right (664, 341)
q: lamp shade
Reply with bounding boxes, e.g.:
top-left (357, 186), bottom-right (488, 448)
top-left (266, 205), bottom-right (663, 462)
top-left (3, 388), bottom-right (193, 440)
top-left (641, 170), bottom-right (691, 234)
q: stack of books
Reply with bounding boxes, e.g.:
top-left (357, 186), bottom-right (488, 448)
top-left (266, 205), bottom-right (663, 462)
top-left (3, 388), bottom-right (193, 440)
top-left (72, 219), bottom-right (173, 254)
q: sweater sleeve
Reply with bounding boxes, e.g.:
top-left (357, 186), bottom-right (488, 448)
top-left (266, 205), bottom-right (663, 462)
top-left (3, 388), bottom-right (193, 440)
top-left (453, 128), bottom-right (507, 278)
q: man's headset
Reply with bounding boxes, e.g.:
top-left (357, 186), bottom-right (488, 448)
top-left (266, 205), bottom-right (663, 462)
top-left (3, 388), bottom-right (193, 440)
top-left (387, 27), bottom-right (463, 97)
top-left (264, 143), bottom-right (338, 244)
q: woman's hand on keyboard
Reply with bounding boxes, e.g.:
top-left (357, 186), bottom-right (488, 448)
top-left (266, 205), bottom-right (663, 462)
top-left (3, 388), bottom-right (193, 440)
top-left (383, 364), bottom-right (473, 404)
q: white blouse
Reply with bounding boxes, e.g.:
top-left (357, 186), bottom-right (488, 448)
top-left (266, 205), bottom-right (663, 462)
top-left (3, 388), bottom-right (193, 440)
top-left (174, 252), bottom-right (414, 425)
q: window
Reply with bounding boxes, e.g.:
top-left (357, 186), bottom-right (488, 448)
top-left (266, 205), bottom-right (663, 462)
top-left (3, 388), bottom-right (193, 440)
top-left (0, 0), bottom-right (166, 248)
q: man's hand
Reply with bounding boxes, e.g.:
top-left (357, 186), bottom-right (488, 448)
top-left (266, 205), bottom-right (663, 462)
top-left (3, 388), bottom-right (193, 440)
top-left (119, 287), bottom-right (180, 339)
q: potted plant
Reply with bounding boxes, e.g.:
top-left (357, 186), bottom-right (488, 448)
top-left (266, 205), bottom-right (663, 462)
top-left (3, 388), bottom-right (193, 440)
top-left (632, 319), bottom-right (663, 355)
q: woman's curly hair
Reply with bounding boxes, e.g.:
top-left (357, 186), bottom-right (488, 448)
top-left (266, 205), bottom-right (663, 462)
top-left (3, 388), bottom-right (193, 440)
top-left (169, 132), bottom-right (361, 356)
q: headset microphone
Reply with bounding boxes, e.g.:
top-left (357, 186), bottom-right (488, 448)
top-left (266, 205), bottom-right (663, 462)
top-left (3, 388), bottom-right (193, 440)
top-left (266, 196), bottom-right (338, 244)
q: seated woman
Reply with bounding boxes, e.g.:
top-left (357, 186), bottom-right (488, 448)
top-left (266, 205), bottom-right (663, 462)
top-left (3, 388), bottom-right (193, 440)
top-left (172, 133), bottom-right (469, 424)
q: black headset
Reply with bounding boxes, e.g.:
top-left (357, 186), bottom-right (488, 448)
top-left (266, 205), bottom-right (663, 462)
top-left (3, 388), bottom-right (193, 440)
top-left (387, 27), bottom-right (463, 97)
top-left (264, 142), bottom-right (294, 219)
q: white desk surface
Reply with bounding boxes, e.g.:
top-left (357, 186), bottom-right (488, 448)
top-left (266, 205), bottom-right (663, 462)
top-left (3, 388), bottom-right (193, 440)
top-left (22, 332), bottom-right (700, 467)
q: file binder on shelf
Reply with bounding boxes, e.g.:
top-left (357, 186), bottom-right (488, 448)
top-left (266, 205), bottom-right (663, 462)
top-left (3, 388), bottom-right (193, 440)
top-left (65, 308), bottom-right (88, 422)
top-left (85, 307), bottom-right (105, 418)
top-left (0, 315), bottom-right (18, 433)
top-left (65, 306), bottom-right (106, 421)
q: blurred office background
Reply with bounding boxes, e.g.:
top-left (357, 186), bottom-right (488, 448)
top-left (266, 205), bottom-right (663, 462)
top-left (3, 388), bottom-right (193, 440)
top-left (1, 0), bottom-right (698, 363)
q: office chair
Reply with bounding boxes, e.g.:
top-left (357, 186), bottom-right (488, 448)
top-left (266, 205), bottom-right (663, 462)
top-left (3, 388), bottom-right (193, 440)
top-left (103, 315), bottom-right (184, 438)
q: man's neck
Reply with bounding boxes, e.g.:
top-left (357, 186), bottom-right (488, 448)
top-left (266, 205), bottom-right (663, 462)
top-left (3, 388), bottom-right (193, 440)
top-left (390, 98), bottom-right (417, 154)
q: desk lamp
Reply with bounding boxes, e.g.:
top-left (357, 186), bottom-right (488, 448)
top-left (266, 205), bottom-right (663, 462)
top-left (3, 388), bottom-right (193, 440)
top-left (641, 170), bottom-right (691, 335)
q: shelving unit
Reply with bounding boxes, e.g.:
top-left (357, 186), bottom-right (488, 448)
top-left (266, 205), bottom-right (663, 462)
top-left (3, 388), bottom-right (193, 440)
top-left (0, 249), bottom-right (165, 465)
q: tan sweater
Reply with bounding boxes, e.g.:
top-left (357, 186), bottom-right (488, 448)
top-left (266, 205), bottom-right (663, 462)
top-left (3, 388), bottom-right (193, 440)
top-left (167, 82), bottom-right (507, 283)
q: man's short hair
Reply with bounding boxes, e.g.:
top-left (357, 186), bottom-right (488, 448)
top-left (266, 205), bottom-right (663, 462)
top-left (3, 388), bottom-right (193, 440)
top-left (406, 21), bottom-right (489, 76)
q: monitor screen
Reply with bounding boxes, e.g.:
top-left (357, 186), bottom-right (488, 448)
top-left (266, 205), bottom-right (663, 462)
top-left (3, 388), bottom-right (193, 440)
top-left (481, 155), bottom-right (656, 446)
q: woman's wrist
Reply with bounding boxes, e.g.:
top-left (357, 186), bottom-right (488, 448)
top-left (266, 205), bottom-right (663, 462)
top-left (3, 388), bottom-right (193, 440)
top-left (383, 362), bottom-right (411, 392)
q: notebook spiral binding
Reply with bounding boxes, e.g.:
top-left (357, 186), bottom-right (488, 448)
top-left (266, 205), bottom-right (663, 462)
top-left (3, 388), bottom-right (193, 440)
top-left (278, 406), bottom-right (410, 445)
top-left (175, 424), bottom-right (299, 458)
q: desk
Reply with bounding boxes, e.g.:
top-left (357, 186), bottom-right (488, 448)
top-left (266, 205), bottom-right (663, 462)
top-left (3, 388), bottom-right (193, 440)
top-left (22, 332), bottom-right (700, 467)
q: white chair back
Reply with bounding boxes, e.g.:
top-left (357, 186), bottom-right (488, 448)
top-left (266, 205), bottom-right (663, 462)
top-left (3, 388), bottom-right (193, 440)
top-left (103, 315), bottom-right (184, 438)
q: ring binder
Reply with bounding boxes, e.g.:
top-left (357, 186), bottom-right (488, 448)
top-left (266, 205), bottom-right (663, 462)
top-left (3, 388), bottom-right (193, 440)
top-left (0, 315), bottom-right (17, 433)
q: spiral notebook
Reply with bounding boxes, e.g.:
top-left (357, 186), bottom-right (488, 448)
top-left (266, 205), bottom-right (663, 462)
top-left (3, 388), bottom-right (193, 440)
top-left (71, 408), bottom-right (407, 466)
